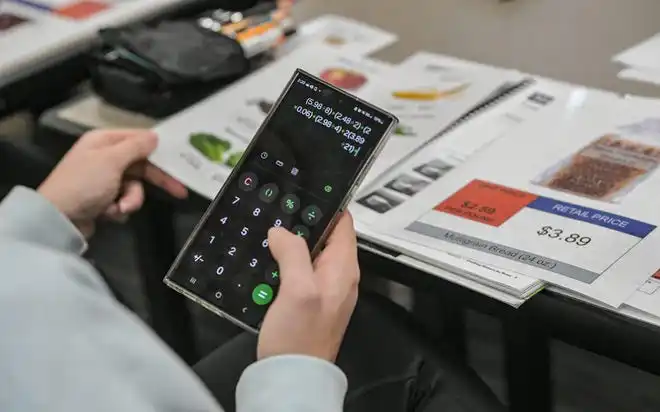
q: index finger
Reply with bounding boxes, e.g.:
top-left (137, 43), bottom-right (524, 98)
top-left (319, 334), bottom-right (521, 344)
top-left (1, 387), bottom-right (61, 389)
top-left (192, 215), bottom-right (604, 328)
top-left (135, 163), bottom-right (189, 199)
top-left (79, 129), bottom-right (156, 148)
top-left (323, 212), bottom-right (357, 253)
top-left (108, 132), bottom-right (159, 170)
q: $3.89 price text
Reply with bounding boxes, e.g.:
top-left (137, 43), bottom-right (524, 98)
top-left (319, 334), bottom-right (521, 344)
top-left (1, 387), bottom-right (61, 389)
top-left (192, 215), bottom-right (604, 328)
top-left (537, 226), bottom-right (592, 247)
top-left (458, 201), bottom-right (592, 247)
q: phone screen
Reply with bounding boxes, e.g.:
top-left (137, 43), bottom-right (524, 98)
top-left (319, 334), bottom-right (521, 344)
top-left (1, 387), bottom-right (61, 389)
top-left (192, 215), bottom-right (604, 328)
top-left (165, 70), bottom-right (396, 330)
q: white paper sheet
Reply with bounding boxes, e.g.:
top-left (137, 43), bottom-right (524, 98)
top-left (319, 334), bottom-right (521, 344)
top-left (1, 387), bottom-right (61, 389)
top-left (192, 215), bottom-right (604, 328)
top-left (379, 84), bottom-right (660, 307)
top-left (400, 51), bottom-right (517, 77)
top-left (354, 53), bottom-right (523, 188)
top-left (614, 32), bottom-right (660, 71)
top-left (277, 14), bottom-right (397, 57)
top-left (358, 237), bottom-right (530, 308)
top-left (358, 223), bottom-right (542, 300)
top-left (352, 80), bottom-right (564, 228)
top-left (351, 79), bottom-right (573, 298)
top-left (150, 44), bottom-right (393, 199)
top-left (57, 95), bottom-right (156, 130)
top-left (625, 271), bottom-right (660, 319)
top-left (618, 67), bottom-right (660, 86)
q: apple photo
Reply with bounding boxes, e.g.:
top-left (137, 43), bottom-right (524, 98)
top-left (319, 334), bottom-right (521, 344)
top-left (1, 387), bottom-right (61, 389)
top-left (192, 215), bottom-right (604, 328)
top-left (319, 67), bottom-right (368, 91)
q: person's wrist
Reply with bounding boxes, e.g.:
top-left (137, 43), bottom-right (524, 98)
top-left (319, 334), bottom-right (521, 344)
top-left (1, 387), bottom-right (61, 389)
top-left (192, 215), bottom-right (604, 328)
top-left (0, 187), bottom-right (89, 254)
top-left (37, 182), bottom-right (93, 238)
top-left (38, 181), bottom-right (68, 216)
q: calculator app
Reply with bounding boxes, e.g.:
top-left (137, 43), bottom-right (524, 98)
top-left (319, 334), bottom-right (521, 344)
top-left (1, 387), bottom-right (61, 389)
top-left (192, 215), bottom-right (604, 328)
top-left (167, 70), bottom-right (395, 329)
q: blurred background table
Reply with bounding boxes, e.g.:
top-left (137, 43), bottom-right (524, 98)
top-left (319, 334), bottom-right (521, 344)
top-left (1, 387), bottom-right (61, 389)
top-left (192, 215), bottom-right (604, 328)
top-left (0, 0), bottom-right (218, 118)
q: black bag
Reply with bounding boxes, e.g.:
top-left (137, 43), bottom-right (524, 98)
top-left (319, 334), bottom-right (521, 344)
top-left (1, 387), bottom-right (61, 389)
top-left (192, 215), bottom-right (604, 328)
top-left (89, 20), bottom-right (250, 118)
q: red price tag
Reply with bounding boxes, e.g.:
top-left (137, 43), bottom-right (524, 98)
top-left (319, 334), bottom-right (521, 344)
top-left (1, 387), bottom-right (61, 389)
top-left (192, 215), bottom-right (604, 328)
top-left (56, 1), bottom-right (109, 20)
top-left (435, 180), bottom-right (538, 227)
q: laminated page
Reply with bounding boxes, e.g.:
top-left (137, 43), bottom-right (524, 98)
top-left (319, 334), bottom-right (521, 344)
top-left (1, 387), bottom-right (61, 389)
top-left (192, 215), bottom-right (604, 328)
top-left (350, 79), bottom-right (576, 297)
top-left (277, 14), bottom-right (398, 57)
top-left (356, 52), bottom-right (526, 188)
top-left (614, 31), bottom-right (660, 72)
top-left (352, 78), bottom-right (573, 227)
top-left (359, 223), bottom-right (542, 299)
top-left (150, 44), bottom-right (393, 199)
top-left (358, 226), bottom-right (536, 306)
top-left (398, 51), bottom-right (522, 86)
top-left (626, 270), bottom-right (660, 319)
top-left (379, 87), bottom-right (660, 307)
top-left (618, 67), bottom-right (660, 86)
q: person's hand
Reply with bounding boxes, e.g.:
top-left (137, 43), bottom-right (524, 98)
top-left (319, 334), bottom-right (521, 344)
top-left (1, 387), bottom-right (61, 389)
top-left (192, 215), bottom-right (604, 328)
top-left (259, 212), bottom-right (360, 362)
top-left (38, 129), bottom-right (188, 238)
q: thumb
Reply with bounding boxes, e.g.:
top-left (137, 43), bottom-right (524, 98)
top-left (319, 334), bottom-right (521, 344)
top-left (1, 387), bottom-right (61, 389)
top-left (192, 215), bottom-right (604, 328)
top-left (268, 227), bottom-right (313, 286)
top-left (109, 131), bottom-right (158, 170)
top-left (117, 180), bottom-right (145, 214)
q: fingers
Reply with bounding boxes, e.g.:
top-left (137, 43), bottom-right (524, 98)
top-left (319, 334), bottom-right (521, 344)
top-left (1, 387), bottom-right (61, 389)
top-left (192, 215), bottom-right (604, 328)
top-left (79, 129), bottom-right (156, 148)
top-left (132, 163), bottom-right (188, 199)
top-left (117, 180), bottom-right (145, 214)
top-left (104, 203), bottom-right (120, 217)
top-left (107, 131), bottom-right (159, 170)
top-left (268, 227), bottom-right (314, 287)
top-left (79, 129), bottom-right (188, 199)
top-left (315, 212), bottom-right (360, 285)
top-left (324, 212), bottom-right (357, 253)
top-left (102, 181), bottom-right (144, 223)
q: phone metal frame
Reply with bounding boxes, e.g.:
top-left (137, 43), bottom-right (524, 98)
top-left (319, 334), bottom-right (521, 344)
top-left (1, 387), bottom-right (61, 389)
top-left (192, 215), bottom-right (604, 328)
top-left (164, 68), bottom-right (398, 333)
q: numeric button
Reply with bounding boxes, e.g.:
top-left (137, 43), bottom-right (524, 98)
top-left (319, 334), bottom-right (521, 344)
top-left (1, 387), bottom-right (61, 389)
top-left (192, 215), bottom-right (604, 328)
top-left (271, 215), bottom-right (293, 230)
top-left (247, 257), bottom-right (260, 269)
top-left (239, 172), bottom-right (258, 191)
top-left (281, 194), bottom-right (300, 215)
top-left (214, 265), bottom-right (226, 277)
top-left (224, 245), bottom-right (239, 260)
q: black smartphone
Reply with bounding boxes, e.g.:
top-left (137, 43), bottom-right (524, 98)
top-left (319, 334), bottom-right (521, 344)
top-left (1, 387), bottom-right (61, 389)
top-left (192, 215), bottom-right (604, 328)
top-left (164, 69), bottom-right (398, 332)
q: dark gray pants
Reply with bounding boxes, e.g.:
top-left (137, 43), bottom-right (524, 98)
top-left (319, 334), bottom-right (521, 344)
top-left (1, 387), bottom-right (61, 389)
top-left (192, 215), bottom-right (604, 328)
top-left (194, 293), bottom-right (505, 412)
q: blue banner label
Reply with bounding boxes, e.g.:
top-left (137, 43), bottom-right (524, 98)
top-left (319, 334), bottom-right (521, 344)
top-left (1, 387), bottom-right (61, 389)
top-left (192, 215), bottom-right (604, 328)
top-left (527, 197), bottom-right (655, 238)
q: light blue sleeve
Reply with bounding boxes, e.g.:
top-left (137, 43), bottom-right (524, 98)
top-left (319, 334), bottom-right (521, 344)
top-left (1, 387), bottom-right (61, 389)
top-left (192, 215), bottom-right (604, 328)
top-left (0, 187), bottom-right (348, 412)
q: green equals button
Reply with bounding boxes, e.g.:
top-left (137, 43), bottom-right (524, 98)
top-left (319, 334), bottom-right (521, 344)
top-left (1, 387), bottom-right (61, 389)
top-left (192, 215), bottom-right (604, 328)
top-left (252, 284), bottom-right (274, 306)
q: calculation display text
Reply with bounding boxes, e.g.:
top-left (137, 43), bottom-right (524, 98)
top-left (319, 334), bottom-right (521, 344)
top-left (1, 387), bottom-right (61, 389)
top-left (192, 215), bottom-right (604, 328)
top-left (243, 70), bottom-right (395, 203)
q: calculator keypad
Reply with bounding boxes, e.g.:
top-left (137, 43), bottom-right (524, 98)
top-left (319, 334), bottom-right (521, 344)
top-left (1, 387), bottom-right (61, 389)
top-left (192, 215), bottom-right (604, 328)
top-left (166, 69), bottom-right (396, 331)
top-left (168, 163), bottom-right (330, 329)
